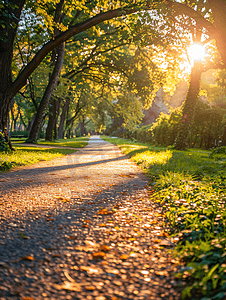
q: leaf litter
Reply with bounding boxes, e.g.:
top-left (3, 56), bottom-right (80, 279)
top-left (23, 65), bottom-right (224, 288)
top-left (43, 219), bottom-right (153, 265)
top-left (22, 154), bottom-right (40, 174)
top-left (0, 137), bottom-right (182, 299)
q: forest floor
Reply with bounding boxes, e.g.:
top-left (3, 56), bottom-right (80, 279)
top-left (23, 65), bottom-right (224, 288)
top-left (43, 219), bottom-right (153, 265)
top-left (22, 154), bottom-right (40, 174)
top-left (0, 136), bottom-right (183, 300)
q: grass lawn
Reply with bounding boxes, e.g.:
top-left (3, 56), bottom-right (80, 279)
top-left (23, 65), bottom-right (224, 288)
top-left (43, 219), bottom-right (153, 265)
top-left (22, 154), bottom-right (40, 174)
top-left (102, 136), bottom-right (226, 300)
top-left (0, 146), bottom-right (77, 171)
top-left (11, 136), bottom-right (89, 148)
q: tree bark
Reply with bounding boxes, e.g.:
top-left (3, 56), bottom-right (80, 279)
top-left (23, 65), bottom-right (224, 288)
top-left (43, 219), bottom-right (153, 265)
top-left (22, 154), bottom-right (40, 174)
top-left (0, 0), bottom-right (25, 148)
top-left (174, 62), bottom-right (202, 150)
top-left (45, 97), bottom-right (60, 141)
top-left (58, 97), bottom-right (70, 139)
top-left (26, 42), bottom-right (65, 143)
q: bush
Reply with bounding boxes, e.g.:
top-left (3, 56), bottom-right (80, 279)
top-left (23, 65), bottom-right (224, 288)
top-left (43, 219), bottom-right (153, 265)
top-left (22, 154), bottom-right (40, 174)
top-left (10, 130), bottom-right (29, 138)
top-left (0, 131), bottom-right (10, 153)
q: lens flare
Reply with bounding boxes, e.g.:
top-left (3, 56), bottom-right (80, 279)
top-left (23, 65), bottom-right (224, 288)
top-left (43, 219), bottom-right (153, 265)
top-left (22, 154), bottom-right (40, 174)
top-left (188, 43), bottom-right (206, 61)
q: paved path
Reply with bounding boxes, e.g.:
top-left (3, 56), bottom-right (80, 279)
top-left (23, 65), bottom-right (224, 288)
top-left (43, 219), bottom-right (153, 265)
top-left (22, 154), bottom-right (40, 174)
top-left (0, 136), bottom-right (182, 300)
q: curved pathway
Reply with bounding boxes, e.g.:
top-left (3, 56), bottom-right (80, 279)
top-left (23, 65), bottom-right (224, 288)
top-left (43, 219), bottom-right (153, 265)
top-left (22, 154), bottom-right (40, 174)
top-left (0, 136), bottom-right (182, 300)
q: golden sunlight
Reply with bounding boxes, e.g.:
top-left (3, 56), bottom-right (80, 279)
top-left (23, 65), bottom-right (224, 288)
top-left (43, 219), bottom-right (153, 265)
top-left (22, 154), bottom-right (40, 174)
top-left (188, 43), bottom-right (206, 62)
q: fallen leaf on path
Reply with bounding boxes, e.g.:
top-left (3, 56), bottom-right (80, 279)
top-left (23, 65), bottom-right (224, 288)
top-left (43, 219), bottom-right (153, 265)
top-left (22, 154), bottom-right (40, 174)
top-left (46, 218), bottom-right (54, 221)
top-left (153, 239), bottom-right (162, 243)
top-left (92, 252), bottom-right (106, 259)
top-left (52, 254), bottom-right (61, 258)
top-left (54, 196), bottom-right (70, 202)
top-left (99, 223), bottom-right (106, 227)
top-left (99, 245), bottom-right (110, 252)
top-left (55, 281), bottom-right (81, 292)
top-left (85, 285), bottom-right (96, 291)
top-left (97, 209), bottom-right (115, 215)
top-left (120, 255), bottom-right (128, 260)
top-left (80, 266), bottom-right (99, 274)
top-left (21, 256), bottom-right (34, 261)
top-left (19, 232), bottom-right (28, 239)
top-left (84, 219), bottom-right (91, 223)
top-left (152, 245), bottom-right (160, 249)
top-left (68, 236), bottom-right (76, 240)
top-left (155, 271), bottom-right (168, 276)
top-left (150, 220), bottom-right (157, 224)
top-left (21, 297), bottom-right (35, 300)
top-left (82, 224), bottom-right (89, 228)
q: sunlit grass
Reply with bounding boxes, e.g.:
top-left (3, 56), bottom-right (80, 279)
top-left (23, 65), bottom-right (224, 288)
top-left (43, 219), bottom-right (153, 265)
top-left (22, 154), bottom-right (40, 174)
top-left (12, 137), bottom-right (89, 148)
top-left (0, 146), bottom-right (76, 171)
top-left (102, 136), bottom-right (226, 299)
top-left (131, 150), bottom-right (173, 167)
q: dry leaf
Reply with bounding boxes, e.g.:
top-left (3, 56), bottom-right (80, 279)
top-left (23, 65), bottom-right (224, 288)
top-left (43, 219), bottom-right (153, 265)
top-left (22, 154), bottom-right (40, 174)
top-left (21, 256), bottom-right (34, 261)
top-left (99, 223), bottom-right (106, 227)
top-left (152, 245), bottom-right (160, 249)
top-left (21, 298), bottom-right (35, 300)
top-left (153, 239), bottom-right (162, 243)
top-left (68, 236), bottom-right (76, 240)
top-left (92, 252), bottom-right (106, 259)
top-left (99, 245), bottom-right (110, 252)
top-left (150, 220), bottom-right (157, 224)
top-left (120, 255), bottom-right (128, 260)
top-left (46, 218), bottom-right (54, 222)
top-left (52, 254), bottom-right (61, 258)
top-left (80, 266), bottom-right (99, 274)
top-left (84, 219), bottom-right (91, 223)
top-left (97, 209), bottom-right (115, 215)
top-left (155, 271), bottom-right (168, 276)
top-left (55, 281), bottom-right (81, 292)
top-left (85, 285), bottom-right (96, 291)
top-left (82, 224), bottom-right (89, 228)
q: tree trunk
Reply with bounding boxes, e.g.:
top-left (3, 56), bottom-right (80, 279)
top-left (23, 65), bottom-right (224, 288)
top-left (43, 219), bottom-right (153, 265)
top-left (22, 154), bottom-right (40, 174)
top-left (58, 97), bottom-right (70, 139)
top-left (45, 97), bottom-right (60, 141)
top-left (174, 61), bottom-right (202, 150)
top-left (26, 42), bottom-right (65, 143)
top-left (0, 0), bottom-right (25, 148)
top-left (79, 117), bottom-right (86, 136)
top-left (221, 126), bottom-right (226, 146)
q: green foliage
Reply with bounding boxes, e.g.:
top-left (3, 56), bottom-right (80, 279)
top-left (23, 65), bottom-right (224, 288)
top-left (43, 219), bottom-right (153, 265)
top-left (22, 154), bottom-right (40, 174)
top-left (0, 1), bottom-right (18, 42)
top-left (102, 136), bottom-right (226, 299)
top-left (0, 131), bottom-right (11, 153)
top-left (121, 99), bottom-right (226, 150)
top-left (10, 130), bottom-right (29, 138)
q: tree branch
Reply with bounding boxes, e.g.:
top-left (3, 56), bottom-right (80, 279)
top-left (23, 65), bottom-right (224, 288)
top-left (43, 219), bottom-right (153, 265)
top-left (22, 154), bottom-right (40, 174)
top-left (166, 0), bottom-right (215, 36)
top-left (11, 5), bottom-right (148, 97)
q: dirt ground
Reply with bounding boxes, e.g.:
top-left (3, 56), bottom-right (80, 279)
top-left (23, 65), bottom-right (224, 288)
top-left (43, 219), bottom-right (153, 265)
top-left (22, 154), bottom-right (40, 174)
top-left (0, 136), bottom-right (184, 300)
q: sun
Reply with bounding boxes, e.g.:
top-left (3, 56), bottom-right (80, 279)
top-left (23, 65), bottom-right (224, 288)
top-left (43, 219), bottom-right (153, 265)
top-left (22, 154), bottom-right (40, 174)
top-left (188, 43), bottom-right (206, 62)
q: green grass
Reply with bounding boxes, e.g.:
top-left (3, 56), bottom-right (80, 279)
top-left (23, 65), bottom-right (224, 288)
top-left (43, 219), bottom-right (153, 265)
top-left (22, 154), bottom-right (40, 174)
top-left (0, 146), bottom-right (76, 171)
top-left (12, 137), bottom-right (89, 148)
top-left (102, 136), bottom-right (226, 300)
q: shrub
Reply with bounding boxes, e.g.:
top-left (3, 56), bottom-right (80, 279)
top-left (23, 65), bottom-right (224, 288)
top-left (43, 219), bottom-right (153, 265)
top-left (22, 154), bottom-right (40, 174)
top-left (0, 131), bottom-right (10, 153)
